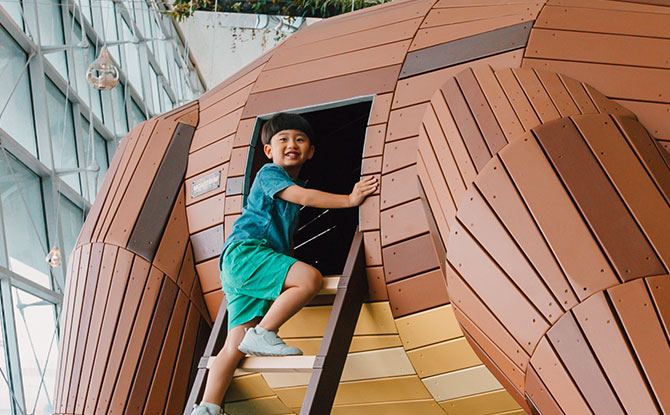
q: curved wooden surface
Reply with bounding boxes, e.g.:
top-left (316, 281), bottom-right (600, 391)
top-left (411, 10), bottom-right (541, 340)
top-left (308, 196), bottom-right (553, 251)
top-left (54, 0), bottom-right (670, 413)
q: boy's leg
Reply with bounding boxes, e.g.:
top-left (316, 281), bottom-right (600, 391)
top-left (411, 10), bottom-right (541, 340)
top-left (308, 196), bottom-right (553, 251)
top-left (200, 317), bottom-right (260, 408)
top-left (258, 261), bottom-right (322, 332)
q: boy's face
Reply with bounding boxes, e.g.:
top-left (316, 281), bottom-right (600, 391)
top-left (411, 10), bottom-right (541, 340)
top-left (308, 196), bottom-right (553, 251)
top-left (263, 129), bottom-right (314, 171)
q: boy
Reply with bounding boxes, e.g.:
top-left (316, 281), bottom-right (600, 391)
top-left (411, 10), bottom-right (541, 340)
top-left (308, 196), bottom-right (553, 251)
top-left (191, 112), bottom-right (378, 415)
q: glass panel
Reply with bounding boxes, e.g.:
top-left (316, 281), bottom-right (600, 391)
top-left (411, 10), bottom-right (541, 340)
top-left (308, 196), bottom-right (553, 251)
top-left (121, 21), bottom-right (143, 99)
top-left (161, 87), bottom-right (173, 112)
top-left (0, 154), bottom-right (51, 287)
top-left (149, 66), bottom-right (160, 113)
top-left (12, 288), bottom-right (58, 415)
top-left (72, 21), bottom-right (103, 120)
top-left (0, 26), bottom-right (36, 156)
top-left (79, 118), bottom-right (109, 200)
top-left (58, 196), bottom-right (83, 263)
top-left (37, 0), bottom-right (68, 78)
top-left (0, 308), bottom-right (12, 415)
top-left (75, 0), bottom-right (93, 25)
top-left (111, 82), bottom-right (128, 136)
top-left (127, 99), bottom-right (145, 130)
top-left (45, 79), bottom-right (81, 194)
top-left (100, 0), bottom-right (121, 65)
top-left (0, 0), bottom-right (24, 29)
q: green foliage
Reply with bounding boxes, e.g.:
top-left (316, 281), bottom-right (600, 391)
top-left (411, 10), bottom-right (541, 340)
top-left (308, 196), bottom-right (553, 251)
top-left (169, 0), bottom-right (393, 22)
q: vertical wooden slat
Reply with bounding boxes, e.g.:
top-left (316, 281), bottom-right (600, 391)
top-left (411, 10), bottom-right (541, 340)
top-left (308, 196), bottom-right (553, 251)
top-left (534, 69), bottom-right (580, 118)
top-left (557, 74), bottom-right (597, 115)
top-left (525, 366), bottom-right (565, 415)
top-left (495, 68), bottom-right (540, 131)
top-left (512, 68), bottom-right (561, 123)
top-left (168, 304), bottom-right (201, 415)
top-left (472, 65), bottom-right (524, 142)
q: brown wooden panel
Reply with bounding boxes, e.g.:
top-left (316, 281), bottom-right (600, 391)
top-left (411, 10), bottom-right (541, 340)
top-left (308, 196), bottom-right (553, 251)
top-left (457, 188), bottom-right (562, 322)
top-left (574, 114), bottom-right (670, 269)
top-left (530, 337), bottom-right (593, 415)
top-left (584, 85), bottom-right (637, 120)
top-left (446, 265), bottom-right (529, 370)
top-left (647, 275), bottom-right (670, 340)
top-left (447, 221), bottom-right (548, 354)
top-left (499, 133), bottom-right (618, 299)
top-left (253, 40), bottom-right (411, 93)
top-left (195, 257), bottom-right (221, 294)
top-left (186, 134), bottom-right (234, 179)
top-left (382, 136), bottom-right (419, 174)
top-left (267, 17), bottom-right (421, 70)
top-left (525, 366), bottom-right (565, 415)
top-left (557, 73), bottom-right (598, 115)
top-left (142, 291), bottom-right (190, 415)
top-left (548, 0), bottom-right (670, 14)
top-left (74, 245), bottom-right (118, 413)
top-left (535, 3), bottom-right (670, 37)
top-left (386, 104), bottom-right (427, 143)
top-left (191, 223), bottom-right (224, 264)
top-left (387, 268), bottom-right (448, 317)
top-left (199, 84), bottom-right (252, 128)
top-left (66, 243), bottom-right (105, 413)
top-left (198, 52), bottom-right (269, 110)
top-left (422, 103), bottom-right (467, 209)
top-left (185, 194), bottom-right (225, 235)
top-left (103, 119), bottom-right (181, 247)
top-left (472, 65), bottom-right (524, 142)
top-left (94, 259), bottom-right (153, 414)
top-left (381, 165), bottom-right (420, 211)
top-left (608, 278), bottom-right (670, 413)
top-left (572, 291), bottom-right (659, 414)
top-left (84, 253), bottom-right (146, 412)
top-left (366, 266), bottom-right (388, 301)
top-left (382, 232), bottom-right (440, 284)
top-left (402, 22), bottom-right (532, 78)
top-left (185, 164), bottom-right (228, 207)
top-left (417, 154), bottom-right (450, 241)
top-left (495, 68), bottom-right (540, 131)
top-left (191, 108), bottom-right (244, 153)
top-left (534, 118), bottom-right (665, 280)
top-left (165, 304), bottom-right (201, 414)
top-left (362, 156), bottom-right (382, 175)
top-left (232, 117), bottom-right (257, 148)
top-left (421, 3), bottom-right (541, 28)
top-left (614, 99), bottom-right (670, 140)
top-left (242, 65), bottom-right (399, 118)
top-left (153, 188), bottom-right (190, 279)
top-left (105, 268), bottom-right (164, 415)
top-left (363, 231), bottom-right (383, 266)
top-left (614, 115), bottom-right (670, 205)
top-left (456, 68), bottom-right (507, 155)
top-left (177, 243), bottom-right (197, 295)
top-left (380, 199), bottom-right (429, 247)
top-left (512, 68), bottom-right (560, 123)
top-left (228, 147), bottom-right (251, 178)
top-left (93, 119), bottom-right (160, 242)
top-left (392, 50), bottom-right (523, 110)
top-left (522, 58), bottom-right (670, 105)
top-left (360, 195), bottom-right (380, 231)
top-left (224, 214), bottom-right (240, 240)
top-left (417, 128), bottom-right (457, 228)
top-left (475, 153), bottom-right (574, 312)
top-left (369, 94), bottom-right (393, 126)
top-left (364, 124), bottom-right (387, 159)
top-left (526, 28), bottom-right (670, 68)
top-left (547, 312), bottom-right (625, 414)
top-left (410, 14), bottom-right (536, 52)
top-left (224, 195), bottom-right (243, 216)
top-left (533, 69), bottom-right (580, 118)
top-left (204, 290), bottom-right (224, 321)
top-left (454, 307), bottom-right (525, 393)
top-left (126, 278), bottom-right (180, 414)
top-left (442, 77), bottom-right (492, 172)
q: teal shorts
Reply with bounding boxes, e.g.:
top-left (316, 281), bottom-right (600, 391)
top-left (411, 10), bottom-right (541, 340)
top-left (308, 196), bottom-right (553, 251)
top-left (220, 239), bottom-right (297, 330)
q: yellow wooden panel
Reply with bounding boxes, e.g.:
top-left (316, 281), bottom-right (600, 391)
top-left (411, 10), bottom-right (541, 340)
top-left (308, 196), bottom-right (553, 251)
top-left (332, 399), bottom-right (445, 415)
top-left (275, 375), bottom-right (432, 408)
top-left (284, 335), bottom-right (402, 356)
top-left (341, 347), bottom-right (415, 382)
top-left (395, 304), bottom-right (463, 351)
top-left (407, 337), bottom-right (481, 378)
top-left (262, 372), bottom-right (312, 389)
top-left (494, 410), bottom-right (525, 415)
top-left (422, 365), bottom-right (502, 402)
top-left (224, 395), bottom-right (293, 415)
top-left (439, 388), bottom-right (521, 415)
top-left (225, 373), bottom-right (274, 402)
top-left (278, 302), bottom-right (396, 338)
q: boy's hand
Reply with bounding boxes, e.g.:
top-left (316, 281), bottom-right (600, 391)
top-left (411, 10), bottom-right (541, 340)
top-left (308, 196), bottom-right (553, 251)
top-left (349, 176), bottom-right (378, 207)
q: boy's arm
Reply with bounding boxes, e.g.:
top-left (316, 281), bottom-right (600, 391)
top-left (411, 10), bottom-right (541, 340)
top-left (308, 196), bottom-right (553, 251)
top-left (277, 176), bottom-right (378, 209)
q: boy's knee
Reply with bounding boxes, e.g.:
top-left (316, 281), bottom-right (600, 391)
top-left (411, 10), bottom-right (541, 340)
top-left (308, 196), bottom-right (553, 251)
top-left (305, 267), bottom-right (322, 293)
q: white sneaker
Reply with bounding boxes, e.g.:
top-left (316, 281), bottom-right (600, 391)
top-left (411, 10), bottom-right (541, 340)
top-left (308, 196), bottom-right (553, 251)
top-left (237, 326), bottom-right (303, 356)
top-left (190, 404), bottom-right (220, 415)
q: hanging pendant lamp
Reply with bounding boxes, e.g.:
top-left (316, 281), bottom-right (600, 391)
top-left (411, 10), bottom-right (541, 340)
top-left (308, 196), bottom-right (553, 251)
top-left (86, 47), bottom-right (120, 90)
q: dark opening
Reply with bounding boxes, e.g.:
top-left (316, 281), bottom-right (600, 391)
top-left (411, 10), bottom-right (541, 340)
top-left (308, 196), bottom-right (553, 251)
top-left (248, 100), bottom-right (372, 276)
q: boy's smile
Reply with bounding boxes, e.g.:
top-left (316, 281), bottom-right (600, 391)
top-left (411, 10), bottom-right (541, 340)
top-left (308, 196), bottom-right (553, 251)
top-left (263, 129), bottom-right (314, 177)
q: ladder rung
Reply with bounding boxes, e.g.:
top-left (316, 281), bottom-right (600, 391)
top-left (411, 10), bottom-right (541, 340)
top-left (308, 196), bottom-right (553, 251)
top-left (207, 355), bottom-right (316, 372)
top-left (319, 275), bottom-right (341, 295)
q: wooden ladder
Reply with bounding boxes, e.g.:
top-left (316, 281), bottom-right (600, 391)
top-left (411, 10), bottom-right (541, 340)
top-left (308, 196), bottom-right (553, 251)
top-left (184, 230), bottom-right (368, 415)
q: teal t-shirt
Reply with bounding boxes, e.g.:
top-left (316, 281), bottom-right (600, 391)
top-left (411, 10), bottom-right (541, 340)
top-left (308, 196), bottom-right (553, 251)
top-left (221, 163), bottom-right (304, 268)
